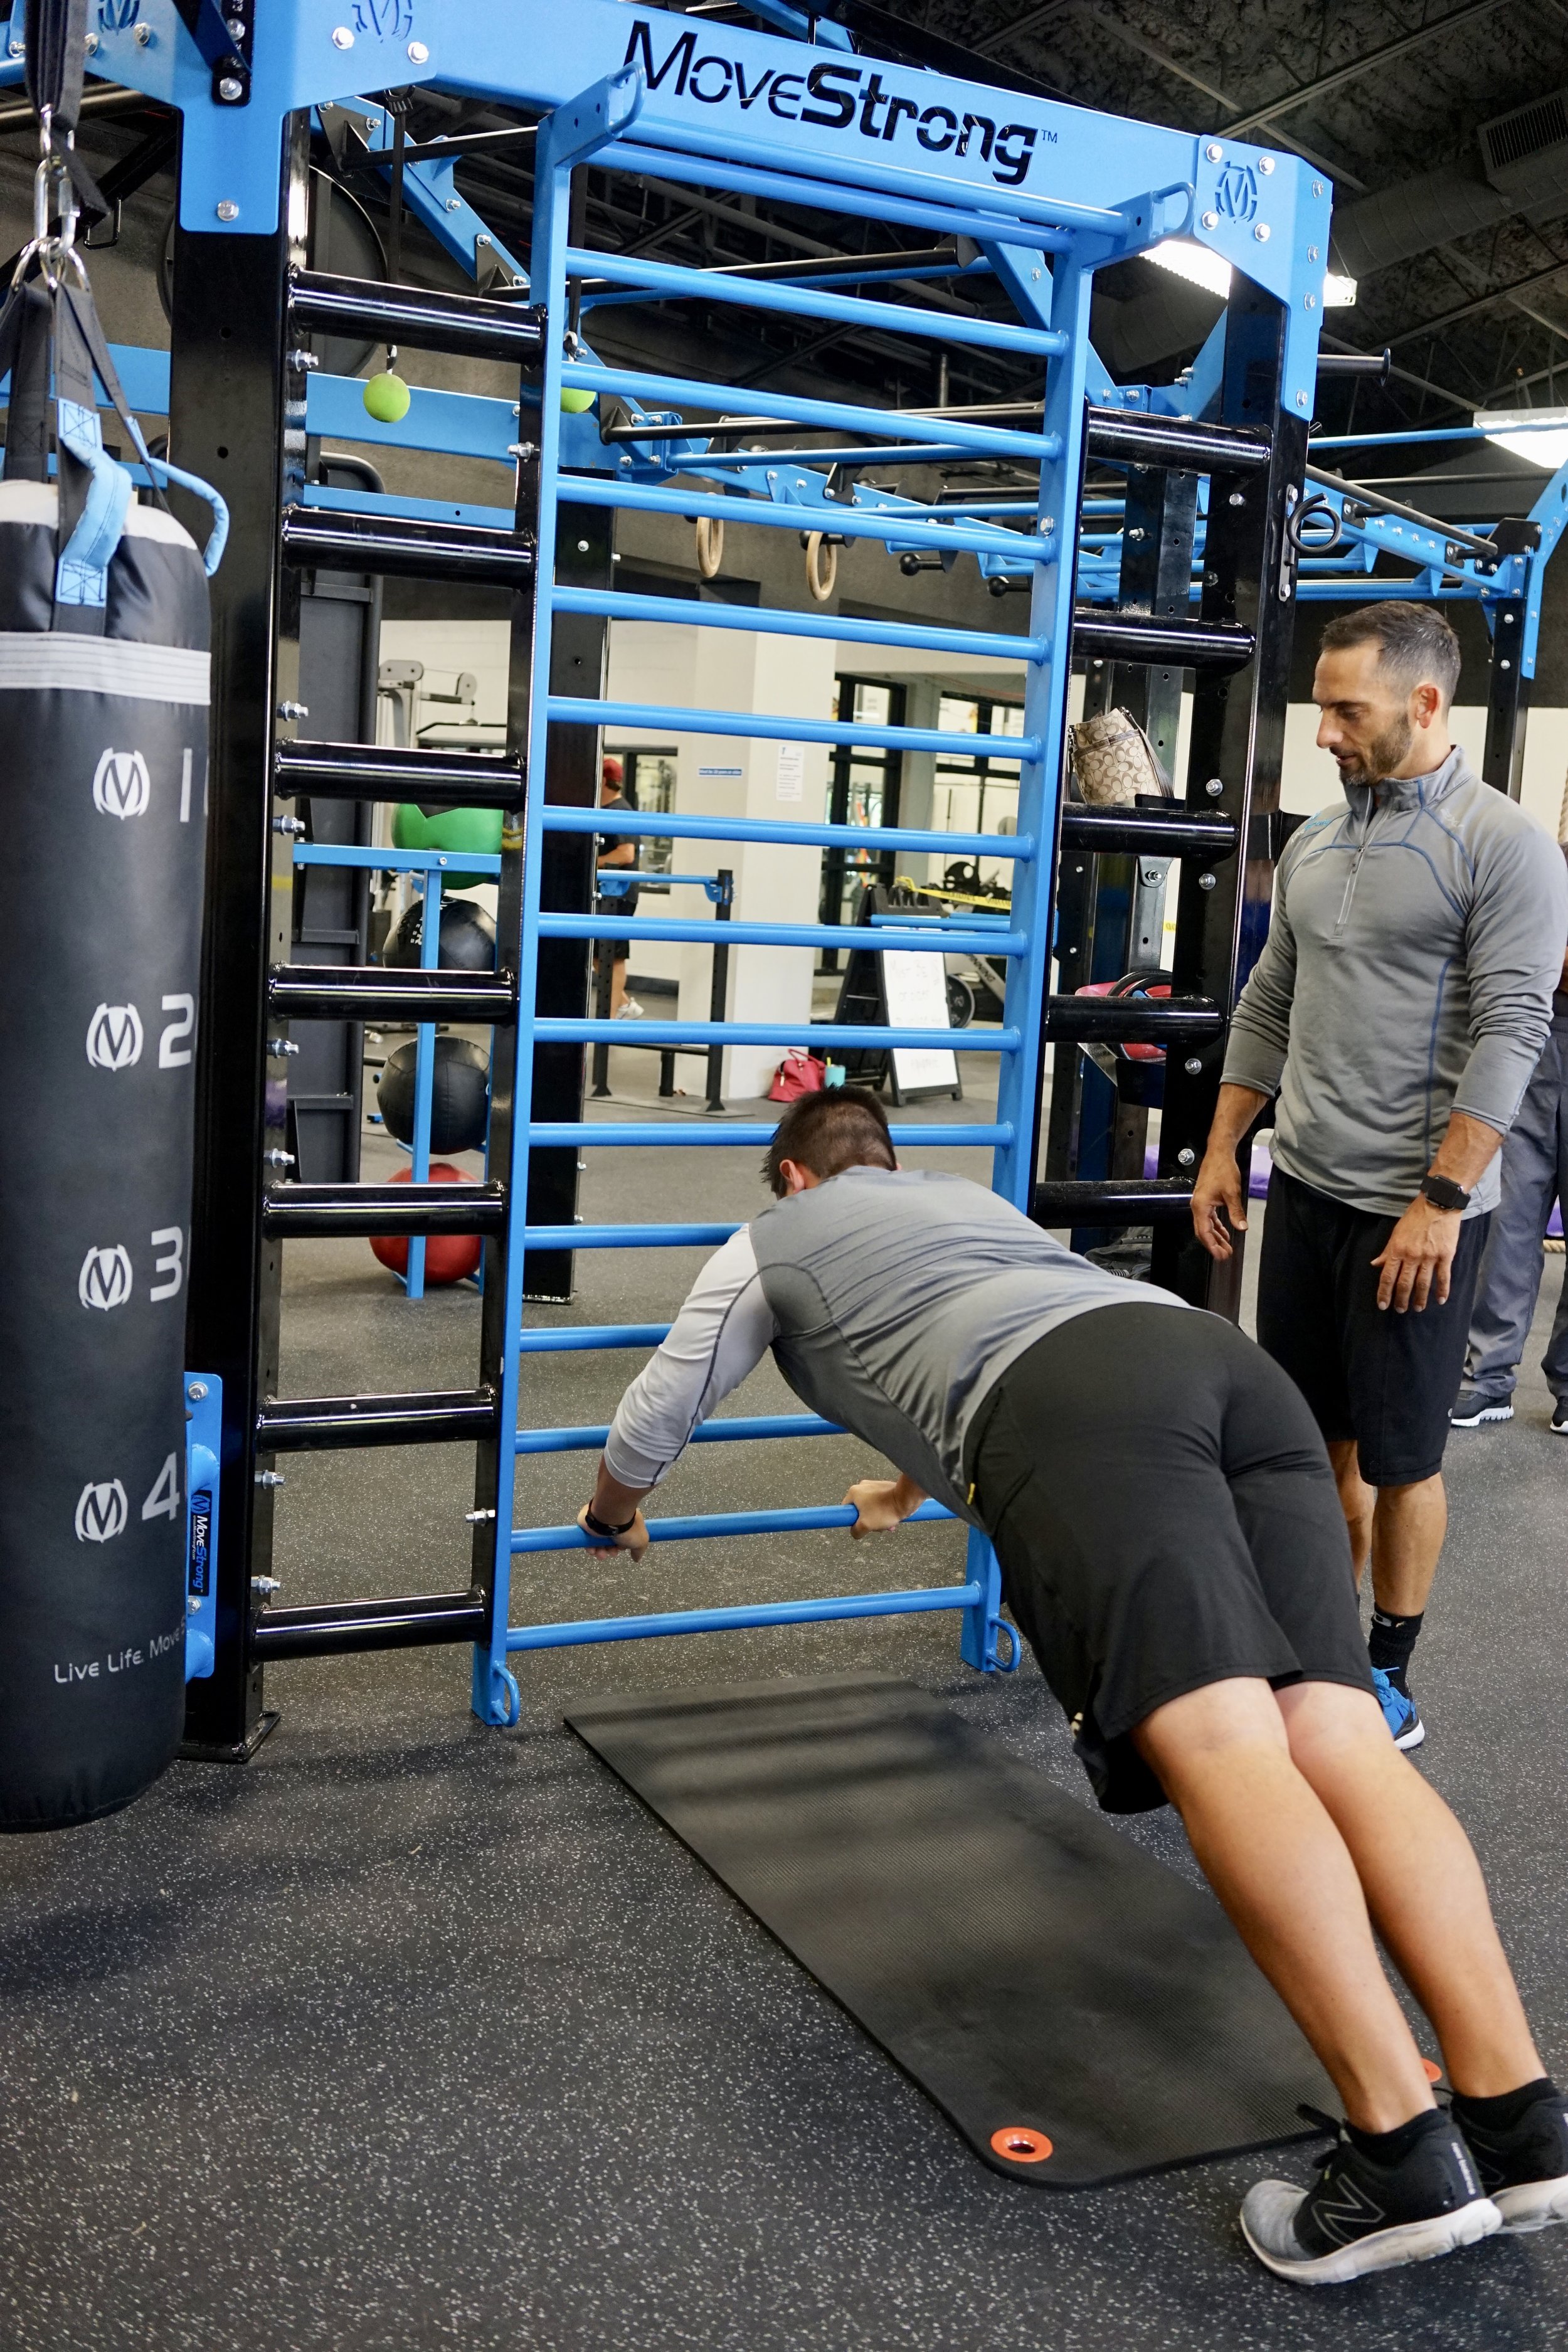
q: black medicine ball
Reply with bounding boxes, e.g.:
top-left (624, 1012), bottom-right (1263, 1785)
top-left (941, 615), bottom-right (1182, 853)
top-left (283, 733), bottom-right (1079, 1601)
top-left (377, 1036), bottom-right (491, 1155)
top-left (383, 895), bottom-right (497, 972)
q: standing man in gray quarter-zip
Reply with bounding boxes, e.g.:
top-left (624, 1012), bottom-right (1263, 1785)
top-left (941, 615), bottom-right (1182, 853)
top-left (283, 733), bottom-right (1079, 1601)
top-left (1192, 605), bottom-right (1568, 1756)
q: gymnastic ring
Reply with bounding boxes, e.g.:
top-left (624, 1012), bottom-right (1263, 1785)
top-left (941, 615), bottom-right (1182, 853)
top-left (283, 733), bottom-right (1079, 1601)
top-left (696, 513), bottom-right (724, 578)
top-left (804, 529), bottom-right (837, 603)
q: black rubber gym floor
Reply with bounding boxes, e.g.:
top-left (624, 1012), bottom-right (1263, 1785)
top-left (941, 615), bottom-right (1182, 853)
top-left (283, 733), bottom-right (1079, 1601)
top-left (3, 1075), bottom-right (1567, 2350)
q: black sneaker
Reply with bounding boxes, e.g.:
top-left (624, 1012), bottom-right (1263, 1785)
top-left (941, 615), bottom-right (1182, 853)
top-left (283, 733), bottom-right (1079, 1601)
top-left (1454, 2085), bottom-right (1568, 2233)
top-left (1450, 1386), bottom-right (1514, 1428)
top-left (1241, 2108), bottom-right (1500, 2285)
top-left (1551, 1399), bottom-right (1568, 1437)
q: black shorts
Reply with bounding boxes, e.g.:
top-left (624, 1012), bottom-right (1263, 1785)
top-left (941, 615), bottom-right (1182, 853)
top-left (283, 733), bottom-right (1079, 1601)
top-left (1257, 1167), bottom-right (1490, 1487)
top-left (966, 1301), bottom-right (1371, 1814)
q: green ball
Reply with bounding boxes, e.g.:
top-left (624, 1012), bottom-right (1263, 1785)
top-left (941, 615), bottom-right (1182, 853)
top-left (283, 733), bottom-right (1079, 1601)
top-left (392, 802), bottom-right (504, 883)
top-left (559, 386), bottom-right (596, 414)
top-left (363, 371), bottom-right (412, 423)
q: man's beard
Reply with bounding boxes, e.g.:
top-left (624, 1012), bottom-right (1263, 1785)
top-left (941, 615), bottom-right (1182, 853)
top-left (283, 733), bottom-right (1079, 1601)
top-left (1335, 711), bottom-right (1413, 787)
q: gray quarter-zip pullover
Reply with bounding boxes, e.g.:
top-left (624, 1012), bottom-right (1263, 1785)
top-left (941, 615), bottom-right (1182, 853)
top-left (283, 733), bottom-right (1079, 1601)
top-left (1222, 745), bottom-right (1568, 1217)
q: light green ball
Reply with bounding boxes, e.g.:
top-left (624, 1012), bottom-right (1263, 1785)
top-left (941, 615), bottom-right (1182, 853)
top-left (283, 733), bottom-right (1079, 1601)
top-left (559, 386), bottom-right (596, 415)
top-left (363, 371), bottom-right (412, 423)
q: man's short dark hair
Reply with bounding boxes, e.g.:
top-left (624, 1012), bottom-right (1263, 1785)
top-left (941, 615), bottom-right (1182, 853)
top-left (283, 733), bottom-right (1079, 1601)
top-left (1319, 605), bottom-right (1461, 707)
top-left (763, 1086), bottom-right (896, 1197)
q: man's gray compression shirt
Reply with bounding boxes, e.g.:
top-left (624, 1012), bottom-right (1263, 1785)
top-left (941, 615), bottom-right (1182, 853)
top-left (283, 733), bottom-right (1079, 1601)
top-left (1222, 745), bottom-right (1568, 1217)
top-left (604, 1167), bottom-right (1186, 1518)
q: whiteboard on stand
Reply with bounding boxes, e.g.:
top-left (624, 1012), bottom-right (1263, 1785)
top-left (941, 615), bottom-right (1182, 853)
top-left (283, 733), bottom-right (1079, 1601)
top-left (881, 948), bottom-right (960, 1098)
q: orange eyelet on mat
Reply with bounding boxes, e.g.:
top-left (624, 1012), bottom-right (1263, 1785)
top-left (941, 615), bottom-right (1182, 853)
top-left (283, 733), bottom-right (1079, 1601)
top-left (990, 2126), bottom-right (1054, 2164)
top-left (1422, 2059), bottom-right (1443, 2083)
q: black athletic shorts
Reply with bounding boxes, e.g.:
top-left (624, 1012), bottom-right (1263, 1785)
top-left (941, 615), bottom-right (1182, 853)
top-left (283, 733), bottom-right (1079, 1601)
top-left (1257, 1167), bottom-right (1490, 1488)
top-left (965, 1300), bottom-right (1372, 1814)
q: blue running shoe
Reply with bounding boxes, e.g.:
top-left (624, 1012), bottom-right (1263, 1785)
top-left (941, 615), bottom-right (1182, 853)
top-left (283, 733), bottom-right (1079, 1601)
top-left (1372, 1665), bottom-right (1426, 1751)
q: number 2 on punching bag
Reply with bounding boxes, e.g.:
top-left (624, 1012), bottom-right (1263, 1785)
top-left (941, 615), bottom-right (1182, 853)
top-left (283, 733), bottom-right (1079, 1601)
top-left (0, 50), bottom-right (228, 1826)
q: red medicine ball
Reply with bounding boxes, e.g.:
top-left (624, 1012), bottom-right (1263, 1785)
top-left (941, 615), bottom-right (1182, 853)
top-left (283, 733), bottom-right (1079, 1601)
top-left (369, 1162), bottom-right (483, 1286)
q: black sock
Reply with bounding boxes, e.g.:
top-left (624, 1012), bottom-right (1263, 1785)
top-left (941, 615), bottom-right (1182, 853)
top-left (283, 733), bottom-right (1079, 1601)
top-left (1346, 2109), bottom-right (1451, 2166)
top-left (1451, 2077), bottom-right (1558, 2134)
top-left (1369, 1607), bottom-right (1424, 1692)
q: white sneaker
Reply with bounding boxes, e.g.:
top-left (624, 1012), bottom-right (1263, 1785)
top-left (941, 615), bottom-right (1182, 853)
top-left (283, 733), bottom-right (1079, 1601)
top-left (613, 997), bottom-right (645, 1019)
top-left (1552, 1399), bottom-right (1568, 1436)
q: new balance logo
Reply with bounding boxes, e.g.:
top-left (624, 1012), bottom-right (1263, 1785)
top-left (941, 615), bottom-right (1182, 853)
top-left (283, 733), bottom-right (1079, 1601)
top-left (93, 748), bottom-right (150, 819)
top-left (86, 1003), bottom-right (143, 1071)
top-left (78, 1245), bottom-right (132, 1311)
top-left (1312, 2173), bottom-right (1387, 2246)
top-left (75, 1479), bottom-right (129, 1544)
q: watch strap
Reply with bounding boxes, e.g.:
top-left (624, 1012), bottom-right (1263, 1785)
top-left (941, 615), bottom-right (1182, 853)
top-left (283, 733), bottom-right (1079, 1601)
top-left (584, 1504), bottom-right (638, 1538)
top-left (1419, 1172), bottom-right (1470, 1212)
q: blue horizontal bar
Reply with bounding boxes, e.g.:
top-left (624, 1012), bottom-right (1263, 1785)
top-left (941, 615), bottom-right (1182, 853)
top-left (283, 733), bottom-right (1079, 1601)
top-left (539, 1020), bottom-right (1015, 1052)
top-left (301, 481), bottom-right (514, 531)
top-left (293, 845), bottom-right (503, 874)
top-left (307, 373), bottom-right (519, 463)
top-left (529, 1122), bottom-right (1010, 1147)
top-left (511, 1498), bottom-right (956, 1554)
top-left (563, 473), bottom-right (1057, 563)
top-left (505, 1579), bottom-right (981, 1650)
top-left (524, 1224), bottom-right (739, 1249)
top-left (543, 913), bottom-right (1025, 956)
top-left (609, 135), bottom-right (1076, 260)
top-left (549, 695), bottom-right (1041, 763)
top-left (567, 246), bottom-right (1067, 359)
top-left (515, 1413), bottom-right (842, 1455)
top-left (563, 360), bottom-right (1061, 462)
top-left (542, 806), bottom-right (1034, 862)
top-left (517, 1324), bottom-right (670, 1352)
top-left (553, 584), bottom-right (1043, 665)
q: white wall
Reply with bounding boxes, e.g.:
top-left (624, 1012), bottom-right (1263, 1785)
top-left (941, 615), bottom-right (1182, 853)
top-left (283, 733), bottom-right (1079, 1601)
top-left (1282, 701), bottom-right (1568, 840)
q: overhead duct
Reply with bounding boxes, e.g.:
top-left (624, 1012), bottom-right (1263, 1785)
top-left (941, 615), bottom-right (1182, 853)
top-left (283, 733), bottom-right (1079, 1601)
top-left (1332, 91), bottom-right (1568, 280)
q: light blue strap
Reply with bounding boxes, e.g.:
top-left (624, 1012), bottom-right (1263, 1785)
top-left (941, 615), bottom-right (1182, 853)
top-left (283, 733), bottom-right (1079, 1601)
top-left (140, 449), bottom-right (230, 576)
top-left (53, 397), bottom-right (132, 607)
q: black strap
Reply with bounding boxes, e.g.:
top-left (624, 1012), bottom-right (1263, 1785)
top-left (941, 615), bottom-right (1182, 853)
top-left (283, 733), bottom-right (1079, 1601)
top-left (62, 279), bottom-right (170, 513)
top-left (0, 279), bottom-right (53, 484)
top-left (24, 0), bottom-right (88, 138)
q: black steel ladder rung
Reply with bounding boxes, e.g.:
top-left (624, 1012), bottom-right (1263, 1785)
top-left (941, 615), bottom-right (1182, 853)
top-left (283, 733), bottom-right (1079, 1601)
top-left (1060, 806), bottom-right (1238, 859)
top-left (268, 965), bottom-right (518, 1025)
top-left (1044, 995), bottom-right (1223, 1044)
top-left (1033, 1179), bottom-right (1197, 1227)
top-left (1072, 612), bottom-right (1255, 671)
top-left (275, 739), bottom-right (524, 810)
top-left (252, 1591), bottom-right (490, 1661)
top-left (262, 1181), bottom-right (508, 1238)
top-left (281, 505), bottom-right (536, 588)
top-left (1084, 408), bottom-right (1273, 474)
top-left (257, 1387), bottom-right (501, 1451)
top-left (289, 268), bottom-right (547, 364)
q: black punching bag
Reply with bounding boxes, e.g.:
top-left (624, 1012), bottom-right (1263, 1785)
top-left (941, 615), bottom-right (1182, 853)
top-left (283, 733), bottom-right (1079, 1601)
top-left (0, 114), bottom-right (225, 1823)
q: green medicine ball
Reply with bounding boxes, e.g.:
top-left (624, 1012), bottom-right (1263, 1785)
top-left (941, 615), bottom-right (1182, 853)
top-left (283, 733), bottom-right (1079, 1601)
top-left (391, 803), bottom-right (504, 883)
top-left (363, 371), bottom-right (412, 423)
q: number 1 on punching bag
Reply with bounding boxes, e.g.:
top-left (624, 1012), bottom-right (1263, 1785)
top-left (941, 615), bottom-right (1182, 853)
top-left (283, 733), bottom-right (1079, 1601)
top-left (0, 8), bottom-right (228, 1829)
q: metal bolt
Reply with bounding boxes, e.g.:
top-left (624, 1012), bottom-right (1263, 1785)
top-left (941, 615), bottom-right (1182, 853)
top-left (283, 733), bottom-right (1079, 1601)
top-left (134, 22), bottom-right (152, 43)
top-left (1305, 293), bottom-right (1316, 309)
top-left (272, 815), bottom-right (305, 837)
top-left (1177, 1147), bottom-right (1197, 1168)
top-left (332, 25), bottom-right (354, 47)
top-left (218, 75), bottom-right (243, 100)
top-left (1205, 142), bottom-right (1223, 162)
top-left (466, 1508), bottom-right (497, 1523)
top-left (1198, 871), bottom-right (1217, 891)
top-left (1307, 245), bottom-right (1320, 263)
top-left (227, 15), bottom-right (245, 34)
top-left (288, 349), bottom-right (319, 372)
top-left (1312, 181), bottom-right (1323, 198)
top-left (1259, 157), bottom-right (1274, 175)
top-left (447, 197), bottom-right (460, 211)
top-left (187, 1382), bottom-right (209, 1402)
top-left (1200, 209), bottom-right (1219, 230)
top-left (252, 1575), bottom-right (283, 1592)
top-left (577, 539), bottom-right (590, 553)
top-left (7, 41), bottom-right (22, 59)
top-left (83, 31), bottom-right (98, 53)
top-left (264, 1149), bottom-right (296, 1169)
top-left (216, 200), bottom-right (240, 223)
top-left (1253, 224), bottom-right (1270, 243)
top-left (1297, 390), bottom-right (1308, 409)
top-left (1228, 491), bottom-right (1245, 507)
top-left (188, 1595), bottom-right (201, 1614)
top-left (408, 40), bottom-right (430, 63)
top-left (1184, 1057), bottom-right (1203, 1075)
top-left (277, 699), bottom-right (309, 719)
top-left (1205, 777), bottom-right (1224, 796)
top-left (267, 1038), bottom-right (300, 1058)
top-left (1503, 610), bottom-right (1516, 623)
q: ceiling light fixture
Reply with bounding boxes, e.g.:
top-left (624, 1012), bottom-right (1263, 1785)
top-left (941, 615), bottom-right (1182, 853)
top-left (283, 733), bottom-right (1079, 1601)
top-left (1474, 406), bottom-right (1568, 470)
top-left (1322, 273), bottom-right (1357, 308)
top-left (1145, 243), bottom-right (1359, 310)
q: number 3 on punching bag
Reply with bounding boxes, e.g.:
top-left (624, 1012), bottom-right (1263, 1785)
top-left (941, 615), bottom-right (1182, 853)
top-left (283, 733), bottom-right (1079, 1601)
top-left (0, 26), bottom-right (228, 1827)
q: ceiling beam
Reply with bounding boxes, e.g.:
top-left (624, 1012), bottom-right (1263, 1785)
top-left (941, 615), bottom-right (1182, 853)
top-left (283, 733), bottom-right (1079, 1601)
top-left (1387, 253), bottom-right (1568, 346)
top-left (1220, 0), bottom-right (1514, 137)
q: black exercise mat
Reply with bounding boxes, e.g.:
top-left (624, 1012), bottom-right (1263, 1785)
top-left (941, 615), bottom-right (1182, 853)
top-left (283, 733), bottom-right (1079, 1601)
top-left (568, 1673), bottom-right (1335, 2188)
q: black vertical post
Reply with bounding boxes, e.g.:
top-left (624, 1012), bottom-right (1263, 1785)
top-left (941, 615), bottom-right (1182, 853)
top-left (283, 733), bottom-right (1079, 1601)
top-left (706, 869), bottom-right (733, 1111)
top-left (174, 119), bottom-right (309, 1757)
top-left (1150, 283), bottom-right (1304, 1315)
top-left (1481, 522), bottom-right (1539, 798)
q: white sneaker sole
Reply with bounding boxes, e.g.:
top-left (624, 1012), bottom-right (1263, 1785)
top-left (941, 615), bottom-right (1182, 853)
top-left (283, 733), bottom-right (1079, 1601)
top-left (1493, 2175), bottom-right (1568, 2233)
top-left (1450, 1404), bottom-right (1513, 1427)
top-left (1242, 2195), bottom-right (1502, 2284)
top-left (1394, 1717), bottom-right (1426, 1752)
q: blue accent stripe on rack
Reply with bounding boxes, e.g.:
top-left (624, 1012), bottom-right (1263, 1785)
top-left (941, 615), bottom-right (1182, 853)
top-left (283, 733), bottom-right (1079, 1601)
top-left (517, 1324), bottom-right (672, 1352)
top-left (524, 1224), bottom-right (739, 1249)
top-left (537, 1020), bottom-right (1018, 1052)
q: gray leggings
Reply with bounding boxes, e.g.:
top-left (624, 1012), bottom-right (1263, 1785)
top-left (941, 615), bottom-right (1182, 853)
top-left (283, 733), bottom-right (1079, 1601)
top-left (1466, 1002), bottom-right (1568, 1401)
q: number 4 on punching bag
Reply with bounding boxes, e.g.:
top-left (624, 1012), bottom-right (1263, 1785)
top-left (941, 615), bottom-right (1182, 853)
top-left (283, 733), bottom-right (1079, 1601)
top-left (0, 16), bottom-right (228, 1828)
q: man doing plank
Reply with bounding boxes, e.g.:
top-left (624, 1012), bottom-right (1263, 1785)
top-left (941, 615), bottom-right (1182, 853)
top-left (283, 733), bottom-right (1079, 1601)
top-left (580, 1089), bottom-right (1568, 2285)
top-left (1193, 606), bottom-right (1568, 1750)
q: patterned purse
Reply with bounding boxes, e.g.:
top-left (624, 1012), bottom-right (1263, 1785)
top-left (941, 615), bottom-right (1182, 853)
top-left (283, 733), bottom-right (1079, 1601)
top-left (1067, 706), bottom-right (1171, 805)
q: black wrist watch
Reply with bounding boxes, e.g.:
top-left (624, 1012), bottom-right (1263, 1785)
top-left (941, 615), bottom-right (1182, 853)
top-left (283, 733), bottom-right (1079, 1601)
top-left (1419, 1172), bottom-right (1471, 1213)
top-left (583, 1504), bottom-right (638, 1539)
